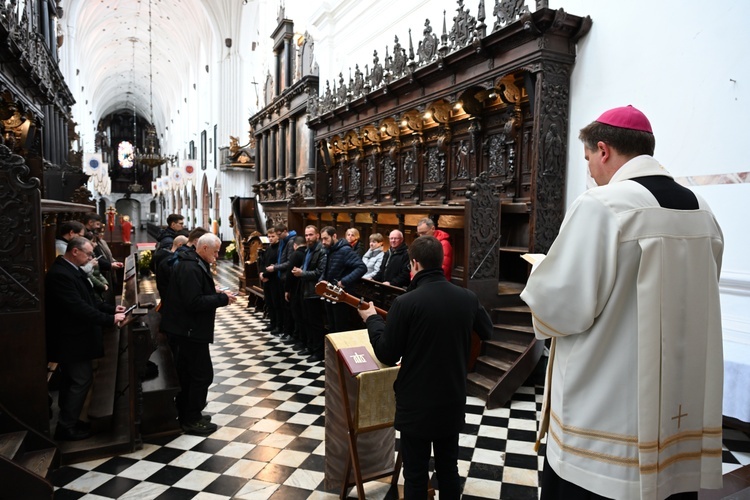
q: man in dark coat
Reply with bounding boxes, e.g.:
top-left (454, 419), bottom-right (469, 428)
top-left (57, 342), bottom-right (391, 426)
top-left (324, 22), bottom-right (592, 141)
top-left (320, 226), bottom-right (367, 342)
top-left (282, 235), bottom-right (306, 345)
top-left (259, 228), bottom-right (281, 335)
top-left (292, 225), bottom-right (328, 360)
top-left (46, 237), bottom-right (126, 441)
top-left (160, 233), bottom-right (236, 435)
top-left (359, 236), bottom-right (493, 499)
top-left (372, 229), bottom-right (411, 288)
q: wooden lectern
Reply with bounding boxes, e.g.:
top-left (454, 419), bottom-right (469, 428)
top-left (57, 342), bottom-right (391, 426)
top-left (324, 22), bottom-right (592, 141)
top-left (325, 330), bottom-right (401, 499)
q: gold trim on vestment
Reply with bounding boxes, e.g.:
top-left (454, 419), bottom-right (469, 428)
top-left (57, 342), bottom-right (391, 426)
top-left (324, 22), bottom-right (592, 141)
top-left (550, 412), bottom-right (724, 474)
top-left (531, 312), bottom-right (570, 337)
top-left (551, 411), bottom-right (638, 444)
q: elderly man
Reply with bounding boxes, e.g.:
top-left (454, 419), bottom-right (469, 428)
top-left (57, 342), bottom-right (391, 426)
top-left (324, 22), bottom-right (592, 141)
top-left (46, 237), bottom-right (126, 441)
top-left (372, 229), bottom-right (411, 288)
top-left (521, 106), bottom-right (724, 499)
top-left (160, 233), bottom-right (237, 435)
top-left (416, 218), bottom-right (453, 280)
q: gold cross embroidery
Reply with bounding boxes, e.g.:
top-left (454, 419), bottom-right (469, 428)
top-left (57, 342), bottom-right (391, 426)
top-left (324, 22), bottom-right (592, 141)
top-left (672, 404), bottom-right (688, 429)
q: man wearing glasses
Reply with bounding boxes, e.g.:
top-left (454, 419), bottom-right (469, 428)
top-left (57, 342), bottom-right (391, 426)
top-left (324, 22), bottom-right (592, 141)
top-left (45, 237), bottom-right (127, 441)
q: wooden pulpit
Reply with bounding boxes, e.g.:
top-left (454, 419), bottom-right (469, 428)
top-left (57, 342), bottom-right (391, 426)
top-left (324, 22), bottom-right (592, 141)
top-left (324, 330), bottom-right (401, 499)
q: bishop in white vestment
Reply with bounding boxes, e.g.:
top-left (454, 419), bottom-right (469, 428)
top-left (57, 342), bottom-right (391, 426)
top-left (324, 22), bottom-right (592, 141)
top-left (521, 106), bottom-right (724, 500)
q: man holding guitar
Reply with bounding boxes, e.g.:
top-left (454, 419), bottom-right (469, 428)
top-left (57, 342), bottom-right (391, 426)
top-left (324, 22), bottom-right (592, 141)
top-left (357, 236), bottom-right (493, 499)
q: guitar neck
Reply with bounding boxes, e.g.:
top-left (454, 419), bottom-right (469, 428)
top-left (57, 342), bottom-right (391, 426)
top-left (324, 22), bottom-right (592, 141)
top-left (338, 291), bottom-right (388, 318)
top-left (315, 280), bottom-right (388, 318)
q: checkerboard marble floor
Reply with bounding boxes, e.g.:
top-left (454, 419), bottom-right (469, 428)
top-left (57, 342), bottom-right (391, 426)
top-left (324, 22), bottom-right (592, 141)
top-left (50, 262), bottom-right (750, 499)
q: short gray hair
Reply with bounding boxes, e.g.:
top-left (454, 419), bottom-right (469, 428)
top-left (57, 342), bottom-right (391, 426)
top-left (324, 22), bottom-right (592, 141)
top-left (417, 217), bottom-right (434, 229)
top-left (197, 233), bottom-right (221, 249)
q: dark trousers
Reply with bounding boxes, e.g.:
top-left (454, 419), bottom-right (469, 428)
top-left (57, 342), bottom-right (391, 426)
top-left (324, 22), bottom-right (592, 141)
top-left (400, 433), bottom-right (460, 500)
top-left (281, 286), bottom-right (295, 335)
top-left (57, 360), bottom-right (93, 430)
top-left (303, 297), bottom-right (327, 354)
top-left (173, 337), bottom-right (213, 423)
top-left (289, 290), bottom-right (304, 342)
top-left (264, 280), bottom-right (282, 329)
top-left (540, 455), bottom-right (698, 500)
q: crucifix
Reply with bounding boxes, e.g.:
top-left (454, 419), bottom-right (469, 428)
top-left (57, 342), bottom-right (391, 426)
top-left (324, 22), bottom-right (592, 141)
top-left (671, 404), bottom-right (688, 429)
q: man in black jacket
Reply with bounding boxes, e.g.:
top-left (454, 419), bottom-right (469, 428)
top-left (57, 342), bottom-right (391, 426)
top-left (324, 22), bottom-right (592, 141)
top-left (372, 229), bottom-right (411, 288)
top-left (46, 237), bottom-right (126, 441)
top-left (160, 233), bottom-right (236, 435)
top-left (292, 225), bottom-right (328, 361)
top-left (259, 228), bottom-right (281, 335)
top-left (155, 213), bottom-right (185, 252)
top-left (359, 236), bottom-right (493, 499)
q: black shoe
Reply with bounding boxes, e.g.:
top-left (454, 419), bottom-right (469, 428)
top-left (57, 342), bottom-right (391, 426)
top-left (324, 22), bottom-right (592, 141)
top-left (292, 343), bottom-right (305, 351)
top-left (298, 348), bottom-right (311, 356)
top-left (268, 328), bottom-right (283, 337)
top-left (181, 419), bottom-right (218, 436)
top-left (306, 352), bottom-right (324, 363)
top-left (280, 335), bottom-right (296, 344)
top-left (54, 425), bottom-right (91, 441)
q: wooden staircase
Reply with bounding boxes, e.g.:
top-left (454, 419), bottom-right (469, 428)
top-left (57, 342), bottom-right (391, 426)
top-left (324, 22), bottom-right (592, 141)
top-left (0, 402), bottom-right (60, 499)
top-left (467, 281), bottom-right (545, 409)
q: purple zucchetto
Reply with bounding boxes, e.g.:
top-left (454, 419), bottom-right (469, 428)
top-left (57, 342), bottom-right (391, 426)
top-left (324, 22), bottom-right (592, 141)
top-left (596, 105), bottom-right (653, 134)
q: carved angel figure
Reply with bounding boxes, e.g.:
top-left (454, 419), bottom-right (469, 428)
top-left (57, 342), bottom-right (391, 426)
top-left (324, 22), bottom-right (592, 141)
top-left (229, 136), bottom-right (240, 156)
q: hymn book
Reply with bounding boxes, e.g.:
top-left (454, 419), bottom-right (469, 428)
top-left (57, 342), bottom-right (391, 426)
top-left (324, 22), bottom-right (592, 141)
top-left (338, 347), bottom-right (380, 376)
top-left (521, 253), bottom-right (546, 265)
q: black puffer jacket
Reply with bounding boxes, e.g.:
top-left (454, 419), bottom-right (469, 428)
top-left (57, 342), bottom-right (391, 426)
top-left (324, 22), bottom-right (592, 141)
top-left (155, 227), bottom-right (178, 251)
top-left (322, 238), bottom-right (367, 288)
top-left (160, 250), bottom-right (228, 343)
top-left (366, 268), bottom-right (493, 439)
top-left (372, 243), bottom-right (411, 288)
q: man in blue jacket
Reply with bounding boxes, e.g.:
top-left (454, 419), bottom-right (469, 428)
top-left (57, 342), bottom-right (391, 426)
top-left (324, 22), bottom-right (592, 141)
top-left (320, 226), bottom-right (367, 346)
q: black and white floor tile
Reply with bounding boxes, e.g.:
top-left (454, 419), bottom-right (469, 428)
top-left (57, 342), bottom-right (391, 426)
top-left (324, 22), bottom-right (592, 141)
top-left (50, 262), bottom-right (750, 499)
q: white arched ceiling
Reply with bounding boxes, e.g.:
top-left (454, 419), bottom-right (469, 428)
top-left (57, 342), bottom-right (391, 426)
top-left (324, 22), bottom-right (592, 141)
top-left (61, 0), bottom-right (223, 136)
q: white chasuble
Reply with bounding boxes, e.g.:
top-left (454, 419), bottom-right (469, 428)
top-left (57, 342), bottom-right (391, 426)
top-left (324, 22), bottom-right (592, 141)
top-left (521, 156), bottom-right (724, 500)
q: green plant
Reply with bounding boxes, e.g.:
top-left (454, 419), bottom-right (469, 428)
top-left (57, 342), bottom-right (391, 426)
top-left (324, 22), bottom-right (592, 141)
top-left (139, 249), bottom-right (152, 271)
top-left (224, 241), bottom-right (237, 260)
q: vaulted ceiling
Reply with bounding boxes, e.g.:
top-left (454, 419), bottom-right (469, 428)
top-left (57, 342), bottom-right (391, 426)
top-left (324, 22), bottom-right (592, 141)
top-left (61, 0), bottom-right (242, 135)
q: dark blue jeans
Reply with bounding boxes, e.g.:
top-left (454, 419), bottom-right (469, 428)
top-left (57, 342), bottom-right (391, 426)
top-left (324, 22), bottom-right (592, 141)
top-left (400, 432), bottom-right (460, 500)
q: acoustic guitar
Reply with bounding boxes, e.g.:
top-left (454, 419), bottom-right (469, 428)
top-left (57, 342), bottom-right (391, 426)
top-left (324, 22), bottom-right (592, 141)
top-left (315, 280), bottom-right (483, 369)
top-left (314, 281), bottom-right (388, 317)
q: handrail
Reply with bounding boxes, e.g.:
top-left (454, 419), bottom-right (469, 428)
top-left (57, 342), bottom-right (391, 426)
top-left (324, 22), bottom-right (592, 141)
top-left (0, 264), bottom-right (39, 302)
top-left (470, 234), bottom-right (503, 280)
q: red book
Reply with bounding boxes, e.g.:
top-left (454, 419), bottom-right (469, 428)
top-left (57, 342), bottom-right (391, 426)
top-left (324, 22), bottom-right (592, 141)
top-left (338, 347), bottom-right (379, 376)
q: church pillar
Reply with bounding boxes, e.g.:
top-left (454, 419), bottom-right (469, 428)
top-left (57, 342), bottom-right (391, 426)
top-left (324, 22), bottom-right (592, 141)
top-left (289, 116), bottom-right (297, 176)
top-left (279, 120), bottom-right (287, 178)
